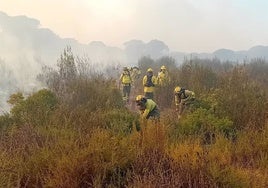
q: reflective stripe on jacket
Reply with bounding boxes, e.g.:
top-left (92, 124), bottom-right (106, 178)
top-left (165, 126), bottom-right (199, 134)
top-left (143, 75), bottom-right (157, 93)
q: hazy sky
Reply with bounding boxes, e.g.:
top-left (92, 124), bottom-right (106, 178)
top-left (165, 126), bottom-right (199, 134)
top-left (0, 0), bottom-right (268, 52)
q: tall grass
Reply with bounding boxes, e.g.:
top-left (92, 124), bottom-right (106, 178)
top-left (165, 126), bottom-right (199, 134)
top-left (2, 122), bottom-right (267, 187)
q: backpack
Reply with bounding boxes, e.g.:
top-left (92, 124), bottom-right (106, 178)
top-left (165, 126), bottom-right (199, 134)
top-left (145, 74), bottom-right (155, 87)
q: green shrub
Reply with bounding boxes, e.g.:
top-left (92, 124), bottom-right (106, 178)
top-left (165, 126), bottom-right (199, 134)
top-left (101, 109), bottom-right (139, 135)
top-left (173, 108), bottom-right (234, 143)
top-left (0, 113), bottom-right (13, 130)
top-left (9, 89), bottom-right (58, 126)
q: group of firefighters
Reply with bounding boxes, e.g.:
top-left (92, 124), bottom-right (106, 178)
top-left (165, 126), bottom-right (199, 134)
top-left (119, 66), bottom-right (195, 121)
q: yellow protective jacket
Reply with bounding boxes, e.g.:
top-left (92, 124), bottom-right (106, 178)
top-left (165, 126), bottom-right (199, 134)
top-left (157, 71), bottom-right (170, 86)
top-left (175, 89), bottom-right (195, 106)
top-left (120, 71), bottom-right (132, 85)
top-left (143, 75), bottom-right (157, 93)
top-left (141, 99), bottom-right (157, 119)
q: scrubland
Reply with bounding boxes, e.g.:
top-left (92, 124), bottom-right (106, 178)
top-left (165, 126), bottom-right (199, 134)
top-left (0, 48), bottom-right (267, 187)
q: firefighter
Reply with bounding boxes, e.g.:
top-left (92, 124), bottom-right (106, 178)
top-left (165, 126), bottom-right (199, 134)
top-left (142, 68), bottom-right (157, 99)
top-left (120, 67), bottom-right (132, 103)
top-left (157, 65), bottom-right (170, 86)
top-left (174, 86), bottom-right (195, 119)
top-left (135, 95), bottom-right (160, 120)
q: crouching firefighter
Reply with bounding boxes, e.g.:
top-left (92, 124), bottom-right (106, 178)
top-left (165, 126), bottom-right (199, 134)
top-left (174, 86), bottom-right (195, 119)
top-left (135, 95), bottom-right (160, 122)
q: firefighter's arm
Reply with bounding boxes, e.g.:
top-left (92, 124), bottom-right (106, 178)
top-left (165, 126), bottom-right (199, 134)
top-left (186, 91), bottom-right (195, 101)
top-left (156, 74), bottom-right (160, 85)
top-left (191, 92), bottom-right (195, 99)
top-left (175, 95), bottom-right (180, 111)
top-left (142, 76), bottom-right (146, 86)
top-left (142, 109), bottom-right (150, 119)
top-left (153, 76), bottom-right (158, 86)
top-left (184, 90), bottom-right (195, 102)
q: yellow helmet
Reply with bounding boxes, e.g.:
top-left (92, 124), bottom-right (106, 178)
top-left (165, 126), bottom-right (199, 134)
top-left (147, 68), bottom-right (153, 72)
top-left (136, 95), bottom-right (146, 103)
top-left (136, 95), bottom-right (144, 102)
top-left (161, 65), bottom-right (166, 70)
top-left (174, 86), bottom-right (181, 93)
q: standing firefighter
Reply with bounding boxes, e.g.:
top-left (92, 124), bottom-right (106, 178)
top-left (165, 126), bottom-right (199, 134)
top-left (174, 86), bottom-right (195, 119)
top-left (120, 67), bottom-right (132, 103)
top-left (135, 95), bottom-right (160, 120)
top-left (129, 66), bottom-right (141, 87)
top-left (143, 68), bottom-right (157, 99)
top-left (157, 65), bottom-right (170, 86)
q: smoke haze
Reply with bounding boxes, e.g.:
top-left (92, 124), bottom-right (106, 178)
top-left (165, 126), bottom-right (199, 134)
top-left (1, 11), bottom-right (268, 111)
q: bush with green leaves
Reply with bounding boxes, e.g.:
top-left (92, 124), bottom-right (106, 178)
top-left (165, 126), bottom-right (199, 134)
top-left (101, 109), bottom-right (139, 135)
top-left (9, 89), bottom-right (58, 126)
top-left (0, 113), bottom-right (13, 130)
top-left (172, 108), bottom-right (234, 143)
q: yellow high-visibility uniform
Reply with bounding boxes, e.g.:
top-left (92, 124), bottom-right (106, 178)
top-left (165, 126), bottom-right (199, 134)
top-left (139, 99), bottom-right (160, 119)
top-left (142, 75), bottom-right (157, 93)
top-left (120, 71), bottom-right (132, 85)
top-left (157, 71), bottom-right (170, 86)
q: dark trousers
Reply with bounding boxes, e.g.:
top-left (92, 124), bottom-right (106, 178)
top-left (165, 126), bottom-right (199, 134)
top-left (123, 85), bottom-right (131, 101)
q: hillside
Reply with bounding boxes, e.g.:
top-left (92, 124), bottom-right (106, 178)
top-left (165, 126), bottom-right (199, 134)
top-left (0, 48), bottom-right (267, 187)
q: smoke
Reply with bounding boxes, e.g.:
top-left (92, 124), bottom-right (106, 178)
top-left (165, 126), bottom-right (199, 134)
top-left (0, 13), bottom-right (43, 111)
top-left (0, 11), bottom-right (128, 112)
top-left (1, 11), bottom-right (267, 112)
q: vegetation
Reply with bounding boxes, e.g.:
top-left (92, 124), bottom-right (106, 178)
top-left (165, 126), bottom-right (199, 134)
top-left (0, 48), bottom-right (267, 187)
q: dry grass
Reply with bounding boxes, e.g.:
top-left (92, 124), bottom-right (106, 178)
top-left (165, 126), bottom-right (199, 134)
top-left (1, 55), bottom-right (268, 187)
